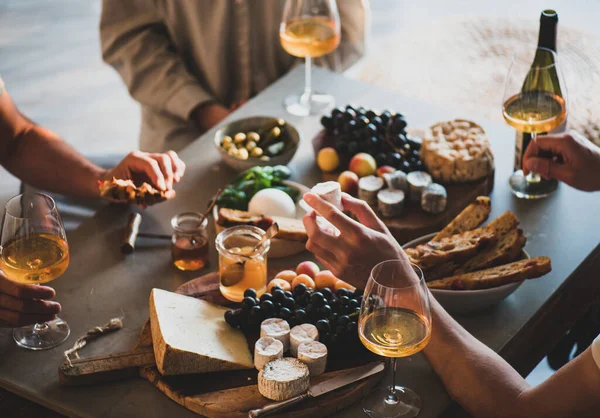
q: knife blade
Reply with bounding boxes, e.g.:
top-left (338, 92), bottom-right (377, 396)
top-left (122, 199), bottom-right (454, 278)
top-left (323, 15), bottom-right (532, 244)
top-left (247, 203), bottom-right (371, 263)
top-left (248, 361), bottom-right (385, 418)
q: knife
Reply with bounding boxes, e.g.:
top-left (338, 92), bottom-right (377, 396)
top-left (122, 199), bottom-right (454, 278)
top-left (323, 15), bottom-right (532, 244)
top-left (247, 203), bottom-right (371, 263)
top-left (248, 361), bottom-right (385, 418)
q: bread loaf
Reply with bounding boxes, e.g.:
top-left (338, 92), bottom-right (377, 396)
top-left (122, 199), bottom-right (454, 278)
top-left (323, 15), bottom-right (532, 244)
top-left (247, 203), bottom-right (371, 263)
top-left (432, 197), bottom-right (491, 242)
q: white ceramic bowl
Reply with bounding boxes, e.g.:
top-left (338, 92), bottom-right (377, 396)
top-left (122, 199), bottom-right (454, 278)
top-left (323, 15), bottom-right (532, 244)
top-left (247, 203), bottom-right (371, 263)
top-left (403, 232), bottom-right (528, 315)
top-left (214, 116), bottom-right (300, 172)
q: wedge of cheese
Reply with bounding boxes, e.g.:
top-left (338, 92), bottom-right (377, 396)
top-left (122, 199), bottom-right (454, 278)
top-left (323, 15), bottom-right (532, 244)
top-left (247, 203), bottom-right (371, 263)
top-left (149, 288), bottom-right (253, 375)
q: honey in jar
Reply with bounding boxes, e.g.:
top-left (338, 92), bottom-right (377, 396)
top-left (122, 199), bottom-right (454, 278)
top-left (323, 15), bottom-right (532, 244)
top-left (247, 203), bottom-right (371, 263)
top-left (171, 212), bottom-right (209, 271)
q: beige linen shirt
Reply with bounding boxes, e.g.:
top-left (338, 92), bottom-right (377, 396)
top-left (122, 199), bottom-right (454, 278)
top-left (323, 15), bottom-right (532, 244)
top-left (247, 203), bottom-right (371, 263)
top-left (100, 0), bottom-right (369, 152)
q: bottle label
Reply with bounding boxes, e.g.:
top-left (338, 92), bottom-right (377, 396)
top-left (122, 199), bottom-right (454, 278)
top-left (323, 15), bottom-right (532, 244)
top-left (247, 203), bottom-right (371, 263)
top-left (513, 119), bottom-right (567, 171)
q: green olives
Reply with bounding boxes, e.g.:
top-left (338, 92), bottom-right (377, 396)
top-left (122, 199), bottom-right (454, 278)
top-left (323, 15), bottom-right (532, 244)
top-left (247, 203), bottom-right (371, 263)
top-left (227, 147), bottom-right (238, 157)
top-left (247, 131), bottom-right (260, 142)
top-left (222, 135), bottom-right (233, 145)
top-left (250, 147), bottom-right (263, 157)
top-left (246, 141), bottom-right (257, 151)
top-left (234, 132), bottom-right (246, 143)
top-left (238, 148), bottom-right (249, 160)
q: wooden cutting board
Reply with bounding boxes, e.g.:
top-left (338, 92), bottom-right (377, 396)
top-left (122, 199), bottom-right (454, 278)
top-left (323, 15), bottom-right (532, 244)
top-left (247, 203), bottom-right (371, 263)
top-left (312, 130), bottom-right (494, 244)
top-left (59, 273), bottom-right (384, 418)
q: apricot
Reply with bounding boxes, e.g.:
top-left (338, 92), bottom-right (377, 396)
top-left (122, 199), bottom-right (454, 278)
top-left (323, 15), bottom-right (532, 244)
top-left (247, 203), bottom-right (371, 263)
top-left (334, 280), bottom-right (356, 292)
top-left (314, 270), bottom-right (340, 290)
top-left (295, 261), bottom-right (320, 279)
top-left (292, 274), bottom-right (316, 290)
top-left (267, 278), bottom-right (291, 292)
top-left (274, 270), bottom-right (297, 284)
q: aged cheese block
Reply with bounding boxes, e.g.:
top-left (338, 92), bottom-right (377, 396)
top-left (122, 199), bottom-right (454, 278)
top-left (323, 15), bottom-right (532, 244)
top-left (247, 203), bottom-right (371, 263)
top-left (420, 119), bottom-right (494, 183)
top-left (290, 323), bottom-right (319, 357)
top-left (260, 318), bottom-right (291, 352)
top-left (297, 341), bottom-right (328, 376)
top-left (258, 358), bottom-right (310, 401)
top-left (149, 289), bottom-right (253, 376)
top-left (254, 336), bottom-right (284, 370)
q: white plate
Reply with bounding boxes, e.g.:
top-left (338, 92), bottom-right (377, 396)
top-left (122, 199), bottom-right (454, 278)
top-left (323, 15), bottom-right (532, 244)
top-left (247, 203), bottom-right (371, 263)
top-left (213, 180), bottom-right (310, 258)
top-left (403, 232), bottom-right (527, 315)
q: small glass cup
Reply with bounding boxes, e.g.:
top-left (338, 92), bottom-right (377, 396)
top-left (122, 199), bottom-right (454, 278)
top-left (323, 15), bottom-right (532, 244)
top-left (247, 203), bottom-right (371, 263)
top-left (215, 226), bottom-right (270, 302)
top-left (170, 212), bottom-right (209, 271)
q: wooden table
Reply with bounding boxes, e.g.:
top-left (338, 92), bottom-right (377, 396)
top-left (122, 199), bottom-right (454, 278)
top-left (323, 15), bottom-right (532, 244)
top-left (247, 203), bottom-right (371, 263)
top-left (1, 67), bottom-right (599, 418)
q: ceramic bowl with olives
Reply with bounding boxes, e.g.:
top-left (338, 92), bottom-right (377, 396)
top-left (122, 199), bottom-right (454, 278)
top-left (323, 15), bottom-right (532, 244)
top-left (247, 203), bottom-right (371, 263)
top-left (215, 116), bottom-right (300, 172)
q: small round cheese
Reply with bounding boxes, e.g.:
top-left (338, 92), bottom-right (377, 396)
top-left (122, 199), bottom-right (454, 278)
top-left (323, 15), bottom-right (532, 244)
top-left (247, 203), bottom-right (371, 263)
top-left (377, 189), bottom-right (405, 218)
top-left (421, 183), bottom-right (448, 214)
top-left (383, 170), bottom-right (408, 193)
top-left (260, 318), bottom-right (291, 352)
top-left (290, 324), bottom-right (319, 357)
top-left (249, 188), bottom-right (296, 218)
top-left (254, 336), bottom-right (284, 370)
top-left (358, 175), bottom-right (385, 206)
top-left (258, 358), bottom-right (310, 401)
top-left (407, 171), bottom-right (432, 203)
top-left (297, 341), bottom-right (328, 376)
top-left (311, 181), bottom-right (343, 211)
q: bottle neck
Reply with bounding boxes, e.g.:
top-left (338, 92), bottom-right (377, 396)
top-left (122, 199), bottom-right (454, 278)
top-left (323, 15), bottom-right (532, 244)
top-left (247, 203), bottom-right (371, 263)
top-left (537, 11), bottom-right (558, 52)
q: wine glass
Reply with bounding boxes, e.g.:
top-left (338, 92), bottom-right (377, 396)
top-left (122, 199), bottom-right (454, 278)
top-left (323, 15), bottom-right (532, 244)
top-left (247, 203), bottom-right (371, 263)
top-left (358, 260), bottom-right (431, 418)
top-left (502, 47), bottom-right (568, 199)
top-left (0, 193), bottom-right (70, 350)
top-left (280, 0), bottom-right (341, 116)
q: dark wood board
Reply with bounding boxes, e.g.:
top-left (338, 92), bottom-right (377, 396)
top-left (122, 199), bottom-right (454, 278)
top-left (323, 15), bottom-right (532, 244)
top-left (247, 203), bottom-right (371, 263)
top-left (59, 273), bottom-right (384, 418)
top-left (312, 130), bottom-right (494, 244)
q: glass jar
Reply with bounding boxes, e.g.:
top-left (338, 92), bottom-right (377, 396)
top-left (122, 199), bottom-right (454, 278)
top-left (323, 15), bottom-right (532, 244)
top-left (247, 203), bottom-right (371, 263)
top-left (170, 212), bottom-right (209, 271)
top-left (215, 225), bottom-right (270, 302)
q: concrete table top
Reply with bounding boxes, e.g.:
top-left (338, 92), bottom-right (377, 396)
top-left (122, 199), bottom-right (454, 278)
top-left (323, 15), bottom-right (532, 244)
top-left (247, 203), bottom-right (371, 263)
top-left (1, 66), bottom-right (599, 418)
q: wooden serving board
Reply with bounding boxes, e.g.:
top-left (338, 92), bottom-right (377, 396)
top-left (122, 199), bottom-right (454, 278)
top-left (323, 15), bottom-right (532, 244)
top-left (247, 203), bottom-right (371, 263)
top-left (59, 273), bottom-right (383, 418)
top-left (312, 130), bottom-right (494, 244)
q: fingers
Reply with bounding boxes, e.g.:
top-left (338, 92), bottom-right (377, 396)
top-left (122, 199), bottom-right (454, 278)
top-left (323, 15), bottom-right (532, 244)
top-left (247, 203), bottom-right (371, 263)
top-left (0, 293), bottom-right (61, 315)
top-left (533, 133), bottom-right (573, 156)
top-left (303, 212), bottom-right (347, 252)
top-left (303, 193), bottom-right (358, 232)
top-left (305, 239), bottom-right (342, 276)
top-left (166, 151), bottom-right (186, 183)
top-left (0, 309), bottom-right (58, 328)
top-left (524, 157), bottom-right (574, 184)
top-left (149, 153), bottom-right (174, 190)
top-left (126, 152), bottom-right (167, 191)
top-left (0, 277), bottom-right (55, 300)
top-left (341, 193), bottom-right (387, 232)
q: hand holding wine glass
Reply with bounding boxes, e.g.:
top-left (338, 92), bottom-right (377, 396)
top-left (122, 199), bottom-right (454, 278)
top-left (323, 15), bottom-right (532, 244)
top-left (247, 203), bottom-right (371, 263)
top-left (359, 260), bottom-right (431, 418)
top-left (0, 193), bottom-right (70, 349)
top-left (280, 0), bottom-right (341, 116)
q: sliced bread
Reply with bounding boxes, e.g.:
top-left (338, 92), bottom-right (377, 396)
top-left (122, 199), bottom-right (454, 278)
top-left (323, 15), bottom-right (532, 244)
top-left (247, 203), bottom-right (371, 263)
top-left (456, 227), bottom-right (526, 274)
top-left (432, 196), bottom-right (491, 242)
top-left (218, 208), bottom-right (307, 242)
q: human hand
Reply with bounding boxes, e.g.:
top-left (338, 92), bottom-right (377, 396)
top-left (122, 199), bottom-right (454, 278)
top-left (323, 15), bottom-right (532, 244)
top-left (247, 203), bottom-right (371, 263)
top-left (0, 272), bottom-right (60, 327)
top-left (191, 102), bottom-right (232, 132)
top-left (523, 131), bottom-right (600, 192)
top-left (103, 150), bottom-right (186, 192)
top-left (302, 192), bottom-right (410, 289)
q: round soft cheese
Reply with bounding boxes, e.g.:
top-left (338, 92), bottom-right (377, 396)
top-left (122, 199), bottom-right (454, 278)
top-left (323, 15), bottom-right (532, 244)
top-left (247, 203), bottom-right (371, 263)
top-left (290, 323), bottom-right (319, 357)
top-left (358, 175), bottom-right (385, 206)
top-left (377, 189), bottom-right (405, 218)
top-left (383, 170), bottom-right (409, 193)
top-left (421, 183), bottom-right (448, 214)
top-left (258, 357), bottom-right (310, 401)
top-left (254, 336), bottom-right (284, 370)
top-left (249, 188), bottom-right (296, 218)
top-left (297, 341), bottom-right (328, 376)
top-left (260, 318), bottom-right (291, 352)
top-left (407, 171), bottom-right (432, 203)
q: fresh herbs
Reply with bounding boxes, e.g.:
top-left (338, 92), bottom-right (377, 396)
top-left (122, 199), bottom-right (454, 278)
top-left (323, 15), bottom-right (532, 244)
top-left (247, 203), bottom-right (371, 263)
top-left (216, 166), bottom-right (297, 210)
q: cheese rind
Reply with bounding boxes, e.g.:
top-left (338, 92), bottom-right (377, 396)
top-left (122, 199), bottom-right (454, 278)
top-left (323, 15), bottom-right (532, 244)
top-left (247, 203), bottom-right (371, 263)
top-left (258, 358), bottom-right (310, 401)
top-left (260, 318), bottom-right (291, 352)
top-left (149, 289), bottom-right (253, 376)
top-left (297, 341), bottom-right (328, 376)
top-left (254, 336), bottom-right (284, 370)
top-left (290, 324), bottom-right (319, 357)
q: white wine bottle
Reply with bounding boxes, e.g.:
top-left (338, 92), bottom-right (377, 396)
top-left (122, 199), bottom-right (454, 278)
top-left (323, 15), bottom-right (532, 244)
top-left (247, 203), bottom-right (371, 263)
top-left (514, 9), bottom-right (566, 172)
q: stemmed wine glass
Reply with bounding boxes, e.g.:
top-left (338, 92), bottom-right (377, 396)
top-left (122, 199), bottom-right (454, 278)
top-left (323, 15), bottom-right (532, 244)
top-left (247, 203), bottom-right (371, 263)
top-left (358, 260), bottom-right (431, 418)
top-left (280, 0), bottom-right (341, 116)
top-left (0, 193), bottom-right (70, 350)
top-left (502, 47), bottom-right (568, 199)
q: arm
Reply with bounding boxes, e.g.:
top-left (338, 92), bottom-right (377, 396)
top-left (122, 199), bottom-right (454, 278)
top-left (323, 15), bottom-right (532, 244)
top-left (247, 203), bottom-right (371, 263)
top-left (302, 192), bottom-right (600, 418)
top-left (100, 0), bottom-right (230, 132)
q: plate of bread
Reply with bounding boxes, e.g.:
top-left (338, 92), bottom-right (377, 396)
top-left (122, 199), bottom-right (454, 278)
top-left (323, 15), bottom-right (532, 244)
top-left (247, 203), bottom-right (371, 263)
top-left (403, 196), bottom-right (552, 314)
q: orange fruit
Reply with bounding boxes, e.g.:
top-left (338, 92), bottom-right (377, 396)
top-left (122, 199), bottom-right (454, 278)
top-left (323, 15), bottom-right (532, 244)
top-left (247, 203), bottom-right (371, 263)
top-left (295, 261), bottom-right (320, 279)
top-left (275, 270), bottom-right (297, 284)
top-left (267, 278), bottom-right (291, 292)
top-left (314, 270), bottom-right (339, 290)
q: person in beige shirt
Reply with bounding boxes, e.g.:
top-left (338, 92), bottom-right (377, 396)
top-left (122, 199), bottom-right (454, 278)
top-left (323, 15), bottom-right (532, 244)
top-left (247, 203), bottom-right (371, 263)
top-left (100, 0), bottom-right (369, 153)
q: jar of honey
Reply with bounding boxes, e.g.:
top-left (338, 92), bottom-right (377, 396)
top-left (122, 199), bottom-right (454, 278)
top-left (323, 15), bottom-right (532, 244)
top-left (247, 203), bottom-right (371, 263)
top-left (215, 226), bottom-right (270, 302)
top-left (171, 212), bottom-right (209, 271)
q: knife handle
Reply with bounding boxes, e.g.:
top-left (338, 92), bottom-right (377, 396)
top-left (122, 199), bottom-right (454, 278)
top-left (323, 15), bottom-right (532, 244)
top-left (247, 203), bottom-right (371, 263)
top-left (248, 393), bottom-right (310, 418)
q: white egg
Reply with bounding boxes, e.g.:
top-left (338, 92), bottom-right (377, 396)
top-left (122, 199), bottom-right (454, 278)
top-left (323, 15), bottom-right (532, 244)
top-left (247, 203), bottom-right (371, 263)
top-left (249, 188), bottom-right (296, 218)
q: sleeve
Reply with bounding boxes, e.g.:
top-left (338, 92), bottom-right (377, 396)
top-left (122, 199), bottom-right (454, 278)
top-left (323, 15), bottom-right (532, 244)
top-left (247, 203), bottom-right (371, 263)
top-left (99, 0), bottom-right (214, 121)
top-left (593, 334), bottom-right (600, 370)
top-left (315, 0), bottom-right (370, 72)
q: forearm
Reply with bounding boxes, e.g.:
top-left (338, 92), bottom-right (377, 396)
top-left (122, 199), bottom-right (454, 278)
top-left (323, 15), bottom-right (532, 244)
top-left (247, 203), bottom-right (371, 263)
top-left (424, 297), bottom-right (529, 418)
top-left (2, 124), bottom-right (106, 199)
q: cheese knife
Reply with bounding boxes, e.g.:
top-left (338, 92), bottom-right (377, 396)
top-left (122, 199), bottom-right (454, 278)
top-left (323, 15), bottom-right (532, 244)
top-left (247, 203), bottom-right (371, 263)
top-left (248, 361), bottom-right (385, 417)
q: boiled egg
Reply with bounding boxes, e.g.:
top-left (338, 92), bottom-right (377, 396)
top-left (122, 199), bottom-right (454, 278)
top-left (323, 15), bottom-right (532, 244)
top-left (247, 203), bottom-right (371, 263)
top-left (249, 188), bottom-right (296, 218)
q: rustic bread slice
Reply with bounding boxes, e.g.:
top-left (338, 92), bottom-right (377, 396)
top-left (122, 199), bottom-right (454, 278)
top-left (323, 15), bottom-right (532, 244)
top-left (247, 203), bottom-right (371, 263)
top-left (149, 289), bottom-right (253, 376)
top-left (432, 196), bottom-right (491, 242)
top-left (456, 227), bottom-right (526, 274)
top-left (427, 256), bottom-right (551, 290)
top-left (218, 208), bottom-right (307, 242)
top-left (406, 228), bottom-right (497, 270)
top-left (422, 261), bottom-right (462, 282)
top-left (483, 211), bottom-right (519, 236)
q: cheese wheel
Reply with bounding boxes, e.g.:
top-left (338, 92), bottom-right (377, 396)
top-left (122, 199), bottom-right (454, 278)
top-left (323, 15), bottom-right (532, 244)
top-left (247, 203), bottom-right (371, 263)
top-left (260, 318), bottom-right (291, 352)
top-left (254, 336), bottom-right (284, 371)
top-left (258, 358), bottom-right (310, 401)
top-left (407, 171), bottom-right (432, 203)
top-left (290, 324), bottom-right (319, 357)
top-left (421, 183), bottom-right (447, 214)
top-left (297, 341), bottom-right (328, 376)
top-left (377, 189), bottom-right (405, 218)
top-left (358, 175), bottom-right (385, 206)
top-left (383, 171), bottom-right (408, 193)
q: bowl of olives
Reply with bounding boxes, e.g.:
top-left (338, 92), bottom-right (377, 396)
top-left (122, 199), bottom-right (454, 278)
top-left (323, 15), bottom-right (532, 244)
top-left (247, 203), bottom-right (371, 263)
top-left (215, 116), bottom-right (300, 172)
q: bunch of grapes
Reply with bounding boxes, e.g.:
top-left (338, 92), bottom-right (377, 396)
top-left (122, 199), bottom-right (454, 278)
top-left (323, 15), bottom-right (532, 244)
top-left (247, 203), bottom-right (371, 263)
top-left (224, 284), bottom-right (366, 347)
top-left (320, 105), bottom-right (423, 173)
